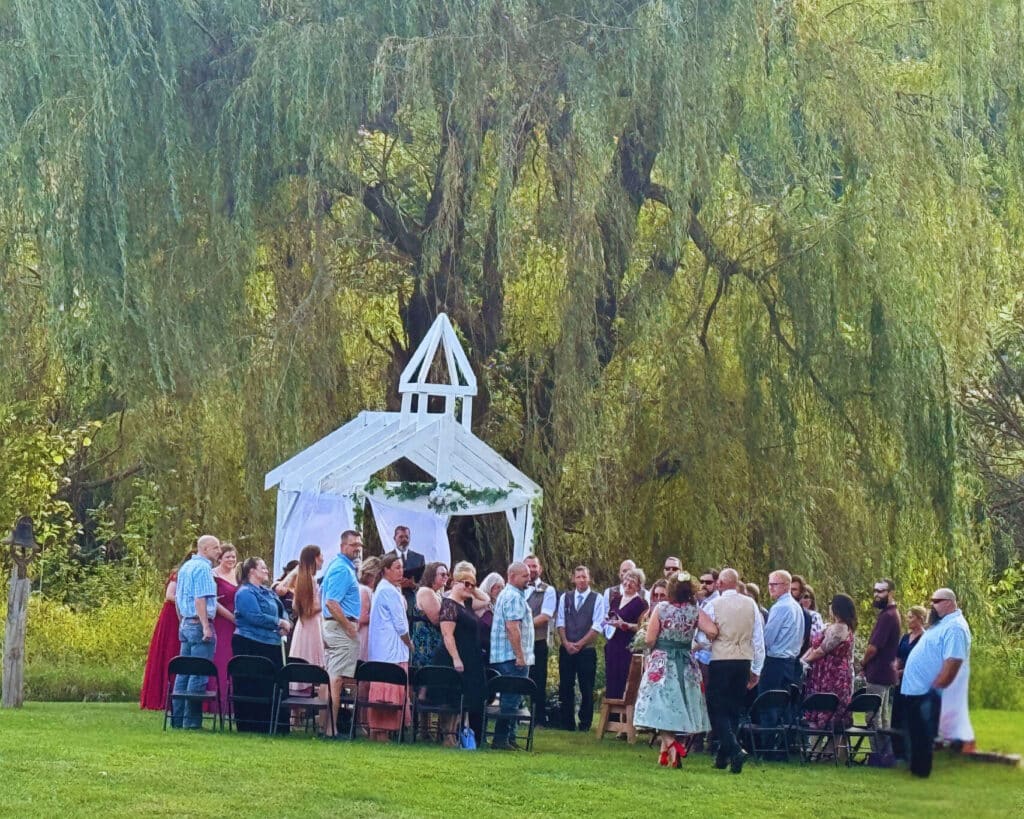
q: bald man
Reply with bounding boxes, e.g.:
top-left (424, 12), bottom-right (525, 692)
top-left (171, 534), bottom-right (222, 729)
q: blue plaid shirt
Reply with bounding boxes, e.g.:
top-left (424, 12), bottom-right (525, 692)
top-left (490, 584), bottom-right (535, 665)
top-left (175, 554), bottom-right (217, 619)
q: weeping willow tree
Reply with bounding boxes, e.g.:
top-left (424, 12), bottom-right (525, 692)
top-left (1, 0), bottom-right (1021, 608)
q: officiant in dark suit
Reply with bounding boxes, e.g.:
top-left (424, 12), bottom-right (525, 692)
top-left (393, 525), bottom-right (426, 613)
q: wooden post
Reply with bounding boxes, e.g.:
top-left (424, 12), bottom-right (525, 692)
top-left (2, 565), bottom-right (31, 708)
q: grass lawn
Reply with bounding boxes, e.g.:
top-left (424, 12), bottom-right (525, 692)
top-left (0, 705), bottom-right (1020, 818)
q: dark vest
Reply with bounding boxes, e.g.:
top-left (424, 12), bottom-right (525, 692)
top-left (562, 590), bottom-right (598, 644)
top-left (526, 581), bottom-right (549, 618)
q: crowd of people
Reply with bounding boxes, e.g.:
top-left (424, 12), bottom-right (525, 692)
top-left (141, 530), bottom-right (975, 777)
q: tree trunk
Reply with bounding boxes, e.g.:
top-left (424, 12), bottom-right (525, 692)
top-left (2, 567), bottom-right (30, 708)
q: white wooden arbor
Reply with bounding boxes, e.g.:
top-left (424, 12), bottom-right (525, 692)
top-left (264, 313), bottom-right (541, 574)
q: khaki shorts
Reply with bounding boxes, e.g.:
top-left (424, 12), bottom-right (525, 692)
top-left (322, 618), bottom-right (359, 679)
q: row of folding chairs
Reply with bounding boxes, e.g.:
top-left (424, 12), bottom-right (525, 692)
top-left (162, 655), bottom-right (539, 750)
top-left (740, 687), bottom-right (883, 766)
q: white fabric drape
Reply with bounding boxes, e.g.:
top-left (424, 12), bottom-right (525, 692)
top-left (273, 490), bottom-right (354, 576)
top-left (368, 496), bottom-right (451, 567)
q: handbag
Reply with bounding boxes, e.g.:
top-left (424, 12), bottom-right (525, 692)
top-left (460, 725), bottom-right (477, 750)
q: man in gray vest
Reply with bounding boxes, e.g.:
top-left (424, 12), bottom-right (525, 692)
top-left (707, 568), bottom-right (765, 773)
top-left (525, 554), bottom-right (556, 725)
top-left (556, 565), bottom-right (607, 732)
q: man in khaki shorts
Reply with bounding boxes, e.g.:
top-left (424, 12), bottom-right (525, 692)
top-left (322, 529), bottom-right (363, 732)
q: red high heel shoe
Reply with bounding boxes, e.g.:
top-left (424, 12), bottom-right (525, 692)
top-left (672, 740), bottom-right (688, 768)
top-left (659, 749), bottom-right (670, 767)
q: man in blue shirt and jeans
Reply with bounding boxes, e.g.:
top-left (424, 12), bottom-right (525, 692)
top-left (489, 561), bottom-right (534, 750)
top-left (172, 534), bottom-right (222, 729)
top-left (760, 569), bottom-right (805, 732)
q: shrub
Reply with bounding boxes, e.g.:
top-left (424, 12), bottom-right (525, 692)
top-left (968, 640), bottom-right (1024, 711)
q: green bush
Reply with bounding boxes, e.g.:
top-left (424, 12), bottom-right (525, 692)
top-left (1, 592), bottom-right (158, 702)
top-left (969, 640), bottom-right (1024, 711)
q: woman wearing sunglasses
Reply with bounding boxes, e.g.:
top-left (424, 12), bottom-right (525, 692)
top-left (433, 568), bottom-right (487, 745)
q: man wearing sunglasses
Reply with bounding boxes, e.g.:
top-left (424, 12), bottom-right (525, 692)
top-left (900, 587), bottom-right (973, 776)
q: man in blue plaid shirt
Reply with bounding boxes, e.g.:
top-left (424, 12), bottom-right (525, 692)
top-left (489, 561), bottom-right (534, 749)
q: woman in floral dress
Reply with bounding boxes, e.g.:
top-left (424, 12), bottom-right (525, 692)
top-left (801, 593), bottom-right (857, 729)
top-left (634, 571), bottom-right (718, 767)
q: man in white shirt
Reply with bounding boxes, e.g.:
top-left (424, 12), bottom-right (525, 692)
top-left (557, 566), bottom-right (606, 732)
top-left (524, 554), bottom-right (556, 725)
top-left (707, 568), bottom-right (765, 773)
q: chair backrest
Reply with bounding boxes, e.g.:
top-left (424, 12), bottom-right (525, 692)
top-left (620, 654), bottom-right (643, 704)
top-left (227, 655), bottom-right (277, 681)
top-left (277, 662), bottom-right (330, 688)
top-left (168, 655), bottom-right (218, 679)
top-left (356, 660), bottom-right (409, 687)
top-left (845, 692), bottom-right (882, 723)
top-left (288, 656), bottom-right (310, 665)
top-left (750, 689), bottom-right (791, 719)
top-left (789, 682), bottom-right (803, 705)
top-left (486, 675), bottom-right (537, 700)
top-left (413, 665), bottom-right (463, 691)
top-left (851, 685), bottom-right (867, 700)
top-left (485, 667), bottom-right (501, 683)
top-left (801, 692), bottom-right (840, 714)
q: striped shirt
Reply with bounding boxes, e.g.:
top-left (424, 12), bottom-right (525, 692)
top-left (175, 554), bottom-right (217, 619)
top-left (490, 584), bottom-right (535, 665)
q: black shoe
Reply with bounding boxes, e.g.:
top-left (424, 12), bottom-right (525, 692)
top-left (730, 750), bottom-right (748, 774)
top-left (713, 753), bottom-right (729, 770)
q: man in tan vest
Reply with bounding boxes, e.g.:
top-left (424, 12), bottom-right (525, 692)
top-left (707, 568), bottom-right (765, 773)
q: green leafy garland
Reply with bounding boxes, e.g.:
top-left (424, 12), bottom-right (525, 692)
top-left (360, 476), bottom-right (514, 514)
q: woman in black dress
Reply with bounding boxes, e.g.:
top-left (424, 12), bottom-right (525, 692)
top-left (433, 567), bottom-right (487, 745)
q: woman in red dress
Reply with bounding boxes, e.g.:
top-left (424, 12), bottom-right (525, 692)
top-left (210, 544), bottom-right (239, 697)
top-left (139, 569), bottom-right (182, 710)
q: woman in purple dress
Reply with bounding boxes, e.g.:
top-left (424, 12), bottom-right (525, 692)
top-left (210, 544), bottom-right (239, 697)
top-left (801, 593), bottom-right (857, 729)
top-left (603, 568), bottom-right (648, 699)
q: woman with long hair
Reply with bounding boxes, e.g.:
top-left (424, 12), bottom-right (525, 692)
top-left (287, 545), bottom-right (330, 733)
top-left (140, 552), bottom-right (192, 710)
top-left (210, 543), bottom-right (239, 701)
top-left (801, 593), bottom-right (857, 729)
top-left (358, 556), bottom-right (384, 662)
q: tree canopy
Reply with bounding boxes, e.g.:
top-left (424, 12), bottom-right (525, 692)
top-left (2, 0), bottom-right (1023, 614)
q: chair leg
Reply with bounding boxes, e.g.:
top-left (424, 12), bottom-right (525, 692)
top-left (624, 705), bottom-right (636, 744)
top-left (596, 703), bottom-right (610, 739)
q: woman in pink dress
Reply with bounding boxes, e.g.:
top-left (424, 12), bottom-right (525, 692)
top-left (210, 544), bottom-right (239, 698)
top-left (287, 545), bottom-right (331, 732)
top-left (801, 593), bottom-right (857, 729)
top-left (140, 569), bottom-right (182, 710)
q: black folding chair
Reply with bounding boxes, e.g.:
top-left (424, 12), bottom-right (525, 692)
top-left (274, 662), bottom-right (334, 736)
top-left (796, 692), bottom-right (840, 764)
top-left (741, 690), bottom-right (792, 762)
top-left (350, 661), bottom-right (409, 742)
top-left (482, 675), bottom-right (537, 751)
top-left (840, 692), bottom-right (882, 766)
top-left (163, 655), bottom-right (222, 731)
top-left (226, 655), bottom-right (277, 733)
top-left (411, 665), bottom-right (465, 744)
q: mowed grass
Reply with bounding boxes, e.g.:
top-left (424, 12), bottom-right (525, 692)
top-left (0, 705), bottom-right (1020, 818)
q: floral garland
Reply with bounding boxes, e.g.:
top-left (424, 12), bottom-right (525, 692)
top-left (361, 476), bottom-right (514, 514)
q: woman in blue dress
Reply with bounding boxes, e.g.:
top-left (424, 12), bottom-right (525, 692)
top-left (634, 571), bottom-right (718, 767)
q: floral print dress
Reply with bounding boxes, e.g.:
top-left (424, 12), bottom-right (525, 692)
top-left (633, 602), bottom-right (710, 734)
top-left (803, 623), bottom-right (854, 729)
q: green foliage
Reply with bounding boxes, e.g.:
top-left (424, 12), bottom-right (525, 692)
top-left (970, 640), bottom-right (1024, 712)
top-left (1, 0), bottom-right (1023, 618)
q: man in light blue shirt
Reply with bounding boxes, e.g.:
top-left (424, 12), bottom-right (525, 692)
top-left (900, 588), bottom-right (972, 777)
top-left (759, 569), bottom-right (805, 728)
top-left (171, 534), bottom-right (221, 729)
top-left (490, 561), bottom-right (533, 750)
top-left (321, 530), bottom-right (363, 731)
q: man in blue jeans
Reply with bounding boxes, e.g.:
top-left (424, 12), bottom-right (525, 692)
top-left (171, 535), bottom-right (222, 728)
top-left (489, 561), bottom-right (534, 750)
